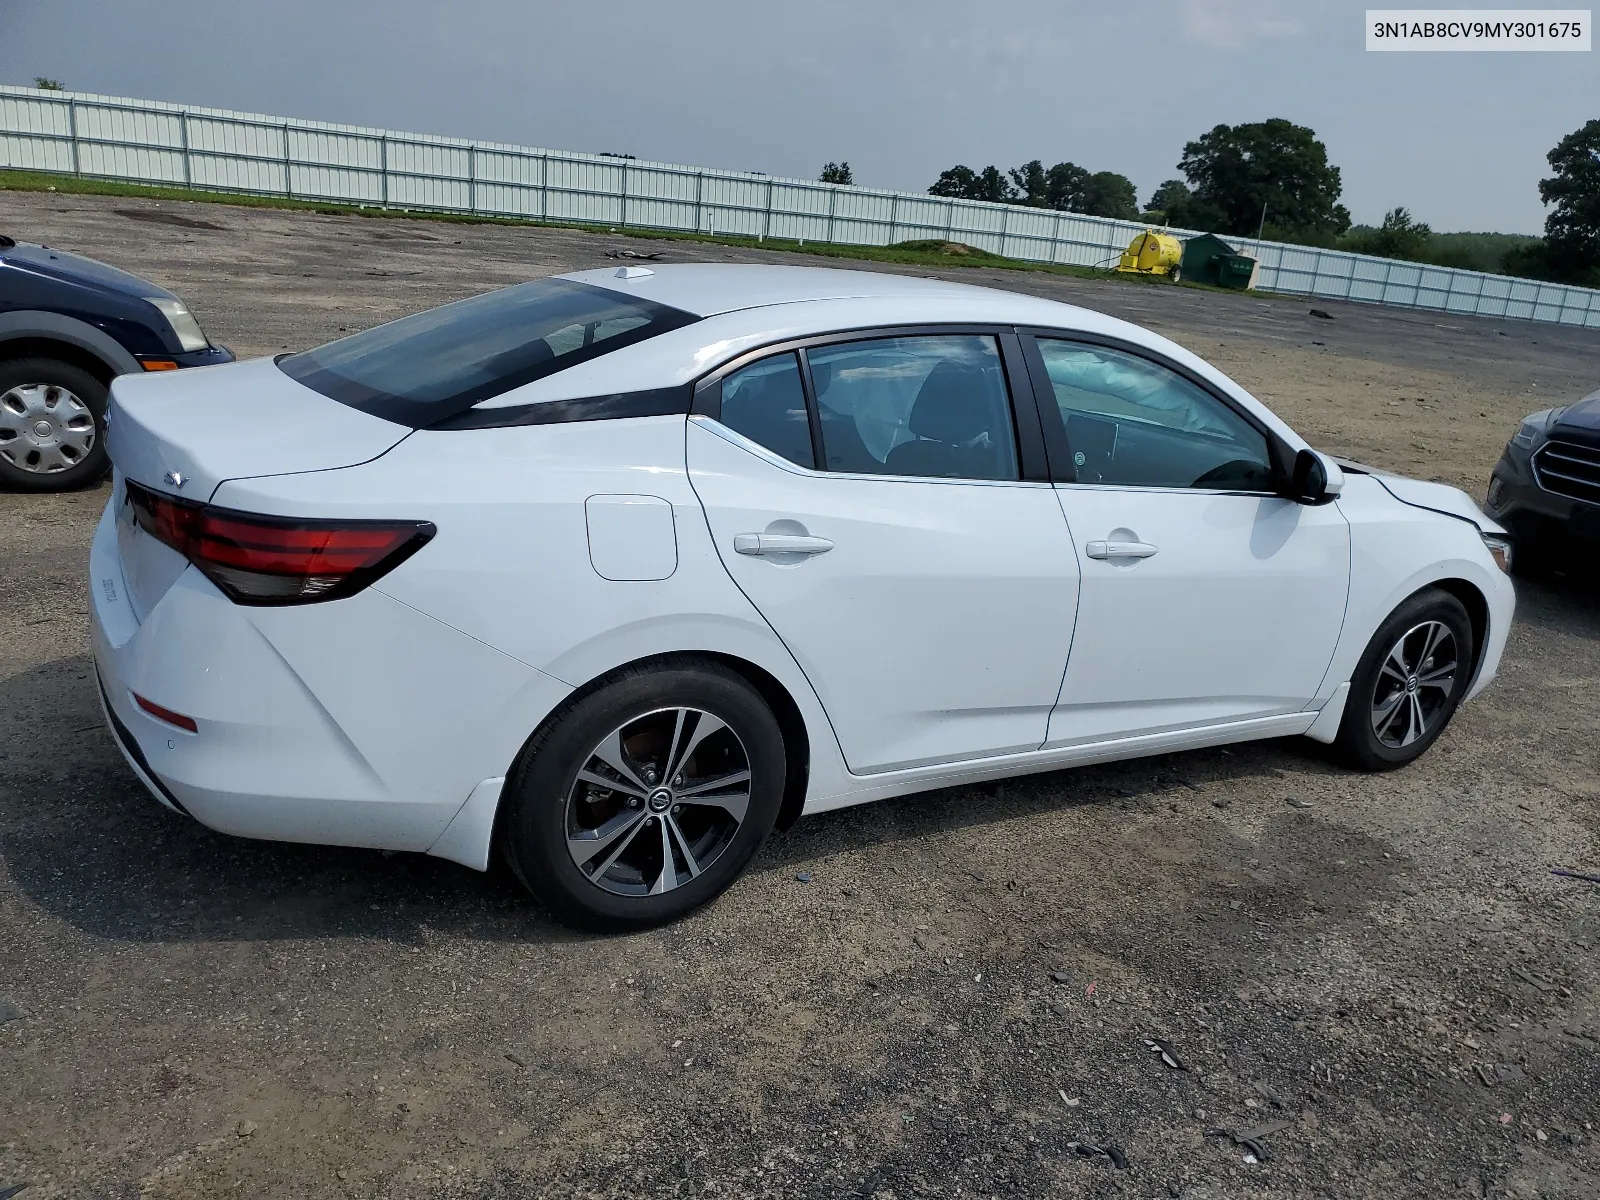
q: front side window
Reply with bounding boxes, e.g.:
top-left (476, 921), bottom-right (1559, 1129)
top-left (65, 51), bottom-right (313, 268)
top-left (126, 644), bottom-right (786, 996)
top-left (280, 278), bottom-right (698, 426)
top-left (1036, 339), bottom-right (1273, 490)
top-left (805, 335), bottom-right (1018, 481)
top-left (718, 352), bottom-right (815, 469)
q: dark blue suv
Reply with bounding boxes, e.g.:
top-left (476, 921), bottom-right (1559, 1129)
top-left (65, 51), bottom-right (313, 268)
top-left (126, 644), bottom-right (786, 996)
top-left (0, 233), bottom-right (233, 491)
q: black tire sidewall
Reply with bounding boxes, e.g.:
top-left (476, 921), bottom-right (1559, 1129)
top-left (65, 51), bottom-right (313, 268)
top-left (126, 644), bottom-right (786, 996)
top-left (502, 663), bottom-right (786, 930)
top-left (0, 357), bottom-right (111, 492)
top-left (1337, 589), bottom-right (1475, 770)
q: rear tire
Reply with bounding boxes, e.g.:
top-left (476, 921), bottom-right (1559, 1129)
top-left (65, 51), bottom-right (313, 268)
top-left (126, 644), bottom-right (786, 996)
top-left (0, 357), bottom-right (110, 492)
top-left (1334, 588), bottom-right (1474, 771)
top-left (500, 660), bottom-right (786, 930)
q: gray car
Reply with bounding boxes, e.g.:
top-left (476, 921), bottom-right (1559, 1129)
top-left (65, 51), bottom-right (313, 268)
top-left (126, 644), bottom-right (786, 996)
top-left (1485, 387), bottom-right (1600, 576)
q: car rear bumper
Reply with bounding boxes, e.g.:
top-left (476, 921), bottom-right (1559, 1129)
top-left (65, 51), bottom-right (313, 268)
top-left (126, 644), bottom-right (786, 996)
top-left (88, 494), bottom-right (568, 856)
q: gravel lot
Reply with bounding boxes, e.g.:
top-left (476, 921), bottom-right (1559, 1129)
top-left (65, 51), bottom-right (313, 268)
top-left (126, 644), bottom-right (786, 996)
top-left (2, 190), bottom-right (1599, 1199)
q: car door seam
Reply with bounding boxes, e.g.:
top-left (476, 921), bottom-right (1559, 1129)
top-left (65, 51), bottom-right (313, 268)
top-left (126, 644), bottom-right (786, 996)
top-left (681, 419), bottom-right (857, 776)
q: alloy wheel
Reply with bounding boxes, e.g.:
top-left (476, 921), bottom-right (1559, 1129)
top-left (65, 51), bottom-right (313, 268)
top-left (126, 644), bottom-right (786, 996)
top-left (564, 707), bottom-right (752, 897)
top-left (1370, 620), bottom-right (1459, 749)
top-left (0, 383), bottom-right (97, 474)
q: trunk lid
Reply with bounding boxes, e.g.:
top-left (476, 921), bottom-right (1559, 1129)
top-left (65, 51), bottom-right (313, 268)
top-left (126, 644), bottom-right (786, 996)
top-left (107, 356), bottom-right (411, 501)
top-left (107, 356), bottom-right (412, 620)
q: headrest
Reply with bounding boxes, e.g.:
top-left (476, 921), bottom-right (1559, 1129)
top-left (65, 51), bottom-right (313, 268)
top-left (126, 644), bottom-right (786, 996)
top-left (908, 362), bottom-right (990, 443)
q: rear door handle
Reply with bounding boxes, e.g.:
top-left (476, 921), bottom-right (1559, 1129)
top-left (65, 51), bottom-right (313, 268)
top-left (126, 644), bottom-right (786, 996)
top-left (1085, 540), bottom-right (1159, 560)
top-left (733, 533), bottom-right (835, 557)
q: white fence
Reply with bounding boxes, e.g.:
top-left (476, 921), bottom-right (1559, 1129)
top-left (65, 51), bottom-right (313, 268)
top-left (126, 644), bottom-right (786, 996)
top-left (3, 84), bottom-right (1597, 329)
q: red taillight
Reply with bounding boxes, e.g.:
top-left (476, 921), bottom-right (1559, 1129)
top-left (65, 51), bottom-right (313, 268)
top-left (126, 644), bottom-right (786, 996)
top-left (125, 480), bottom-right (434, 606)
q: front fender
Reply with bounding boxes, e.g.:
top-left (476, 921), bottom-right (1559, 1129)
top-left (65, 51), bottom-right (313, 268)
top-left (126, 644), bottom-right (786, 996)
top-left (0, 309), bottom-right (142, 375)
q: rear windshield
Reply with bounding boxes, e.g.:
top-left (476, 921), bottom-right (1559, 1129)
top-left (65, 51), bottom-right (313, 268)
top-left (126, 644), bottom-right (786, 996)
top-left (279, 278), bottom-right (699, 426)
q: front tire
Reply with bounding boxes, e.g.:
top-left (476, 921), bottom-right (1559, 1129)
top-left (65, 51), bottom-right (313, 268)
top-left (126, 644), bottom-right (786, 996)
top-left (500, 660), bottom-right (786, 930)
top-left (0, 358), bottom-right (110, 492)
top-left (1334, 588), bottom-right (1475, 771)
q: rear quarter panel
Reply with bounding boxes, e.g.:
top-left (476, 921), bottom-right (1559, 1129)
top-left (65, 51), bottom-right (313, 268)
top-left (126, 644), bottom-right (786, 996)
top-left (212, 415), bottom-right (854, 806)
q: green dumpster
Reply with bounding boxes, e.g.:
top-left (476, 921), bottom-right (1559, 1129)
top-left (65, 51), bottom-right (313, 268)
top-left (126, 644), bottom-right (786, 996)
top-left (1214, 252), bottom-right (1257, 290)
top-left (1178, 234), bottom-right (1256, 289)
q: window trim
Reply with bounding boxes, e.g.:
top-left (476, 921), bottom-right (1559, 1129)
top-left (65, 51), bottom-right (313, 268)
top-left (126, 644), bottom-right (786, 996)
top-left (692, 323), bottom-right (1048, 484)
top-left (1018, 328), bottom-right (1294, 493)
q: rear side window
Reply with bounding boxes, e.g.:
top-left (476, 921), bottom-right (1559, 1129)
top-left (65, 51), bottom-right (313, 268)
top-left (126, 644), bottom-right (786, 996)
top-left (806, 335), bottom-right (1018, 481)
top-left (279, 278), bottom-right (699, 426)
top-left (718, 352), bottom-right (815, 469)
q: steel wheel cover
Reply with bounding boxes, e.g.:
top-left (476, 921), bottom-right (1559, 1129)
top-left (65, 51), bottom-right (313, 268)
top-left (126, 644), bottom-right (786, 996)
top-left (0, 383), bottom-right (96, 474)
top-left (1370, 620), bottom-right (1459, 749)
top-left (564, 707), bottom-right (752, 897)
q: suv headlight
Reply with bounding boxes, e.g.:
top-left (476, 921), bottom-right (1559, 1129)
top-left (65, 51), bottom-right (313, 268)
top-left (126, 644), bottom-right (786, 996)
top-left (1510, 407), bottom-right (1566, 449)
top-left (1481, 532), bottom-right (1513, 574)
top-left (148, 297), bottom-right (210, 353)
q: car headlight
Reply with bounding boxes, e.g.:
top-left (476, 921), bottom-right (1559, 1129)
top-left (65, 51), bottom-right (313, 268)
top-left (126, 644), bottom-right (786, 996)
top-left (1510, 407), bottom-right (1566, 449)
top-left (1481, 532), bottom-right (1513, 574)
top-left (148, 297), bottom-right (211, 353)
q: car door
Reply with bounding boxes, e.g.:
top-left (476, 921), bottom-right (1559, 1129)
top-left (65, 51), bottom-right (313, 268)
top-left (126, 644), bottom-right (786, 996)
top-left (687, 330), bottom-right (1080, 774)
top-left (1022, 333), bottom-right (1351, 746)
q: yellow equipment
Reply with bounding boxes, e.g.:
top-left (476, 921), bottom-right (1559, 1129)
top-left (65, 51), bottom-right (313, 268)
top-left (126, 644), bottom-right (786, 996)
top-left (1115, 229), bottom-right (1183, 281)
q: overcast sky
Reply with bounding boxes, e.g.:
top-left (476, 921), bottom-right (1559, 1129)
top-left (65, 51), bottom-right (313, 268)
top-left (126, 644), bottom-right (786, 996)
top-left (3, 0), bottom-right (1592, 234)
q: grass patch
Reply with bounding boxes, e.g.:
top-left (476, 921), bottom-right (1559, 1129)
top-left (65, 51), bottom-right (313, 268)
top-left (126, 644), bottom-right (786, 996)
top-left (2, 167), bottom-right (1236, 290)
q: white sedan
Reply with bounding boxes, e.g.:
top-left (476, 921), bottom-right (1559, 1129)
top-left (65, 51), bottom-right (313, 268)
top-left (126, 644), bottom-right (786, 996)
top-left (90, 265), bottom-right (1514, 928)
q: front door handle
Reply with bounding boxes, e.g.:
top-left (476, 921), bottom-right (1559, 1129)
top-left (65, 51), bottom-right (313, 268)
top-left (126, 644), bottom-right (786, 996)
top-left (734, 533), bottom-right (835, 557)
top-left (1085, 539), bottom-right (1159, 560)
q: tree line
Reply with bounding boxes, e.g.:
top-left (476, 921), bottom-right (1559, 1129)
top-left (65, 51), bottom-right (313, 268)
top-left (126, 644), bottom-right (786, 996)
top-left (818, 116), bottom-right (1599, 285)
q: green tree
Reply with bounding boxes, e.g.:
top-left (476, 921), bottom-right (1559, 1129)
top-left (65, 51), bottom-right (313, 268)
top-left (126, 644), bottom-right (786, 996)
top-left (1045, 162), bottom-right (1091, 210)
top-left (1005, 160), bottom-right (1084, 209)
top-left (819, 161), bottom-right (854, 185)
top-left (1176, 118), bottom-right (1350, 239)
top-left (928, 165), bottom-right (1015, 203)
top-left (1533, 118), bottom-right (1600, 281)
top-left (1341, 207), bottom-right (1433, 260)
top-left (1007, 159), bottom-right (1054, 206)
top-left (33, 77), bottom-right (63, 90)
top-left (1083, 171), bottom-right (1139, 220)
top-left (1142, 178), bottom-right (1225, 229)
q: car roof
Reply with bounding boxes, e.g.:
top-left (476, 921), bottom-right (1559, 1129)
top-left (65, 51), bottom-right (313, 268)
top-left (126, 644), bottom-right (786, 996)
top-left (475, 263), bottom-right (1307, 453)
top-left (560, 262), bottom-right (1068, 320)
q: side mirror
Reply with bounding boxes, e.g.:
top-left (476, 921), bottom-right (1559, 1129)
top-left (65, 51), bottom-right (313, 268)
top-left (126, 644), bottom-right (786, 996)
top-left (1289, 448), bottom-right (1342, 505)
